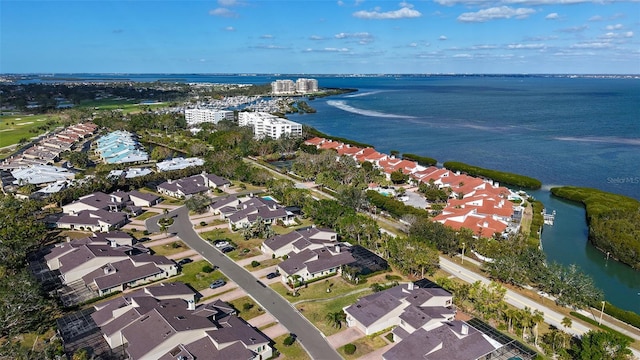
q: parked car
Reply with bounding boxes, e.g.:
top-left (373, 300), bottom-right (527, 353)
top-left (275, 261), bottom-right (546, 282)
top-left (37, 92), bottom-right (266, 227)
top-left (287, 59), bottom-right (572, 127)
top-left (215, 240), bottom-right (230, 248)
top-left (177, 258), bottom-right (193, 266)
top-left (221, 246), bottom-right (234, 253)
top-left (138, 237), bottom-right (151, 242)
top-left (266, 272), bottom-right (279, 279)
top-left (209, 279), bottom-right (226, 289)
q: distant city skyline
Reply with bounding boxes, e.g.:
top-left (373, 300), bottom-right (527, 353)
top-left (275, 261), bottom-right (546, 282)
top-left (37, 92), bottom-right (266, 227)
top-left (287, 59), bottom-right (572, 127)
top-left (1, 0), bottom-right (639, 74)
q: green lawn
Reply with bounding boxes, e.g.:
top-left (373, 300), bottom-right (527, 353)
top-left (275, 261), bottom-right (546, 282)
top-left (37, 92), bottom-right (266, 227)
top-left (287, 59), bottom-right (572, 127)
top-left (150, 241), bottom-right (188, 256)
top-left (272, 334), bottom-right (311, 360)
top-left (135, 211), bottom-right (160, 221)
top-left (166, 260), bottom-right (226, 291)
top-left (227, 296), bottom-right (265, 321)
top-left (0, 114), bottom-right (60, 148)
top-left (244, 258), bottom-right (280, 272)
top-left (78, 99), bottom-right (167, 114)
top-left (337, 333), bottom-right (388, 360)
top-left (271, 276), bottom-right (371, 303)
top-left (297, 292), bottom-right (372, 336)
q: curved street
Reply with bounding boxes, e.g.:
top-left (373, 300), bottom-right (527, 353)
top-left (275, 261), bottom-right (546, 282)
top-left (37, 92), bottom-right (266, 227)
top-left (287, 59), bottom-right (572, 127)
top-left (146, 206), bottom-right (342, 360)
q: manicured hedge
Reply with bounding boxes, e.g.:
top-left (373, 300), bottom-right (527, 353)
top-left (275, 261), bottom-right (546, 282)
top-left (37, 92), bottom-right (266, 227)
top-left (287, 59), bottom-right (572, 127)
top-left (598, 302), bottom-right (640, 329)
top-left (402, 153), bottom-right (437, 166)
top-left (305, 126), bottom-right (373, 149)
top-left (343, 343), bottom-right (356, 355)
top-left (443, 161), bottom-right (542, 189)
top-left (551, 186), bottom-right (640, 269)
top-left (569, 312), bottom-right (633, 343)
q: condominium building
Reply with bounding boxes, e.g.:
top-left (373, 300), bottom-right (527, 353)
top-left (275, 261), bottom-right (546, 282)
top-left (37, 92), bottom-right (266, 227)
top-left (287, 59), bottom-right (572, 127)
top-left (184, 108), bottom-right (234, 126)
top-left (296, 78), bottom-right (318, 93)
top-left (271, 78), bottom-right (318, 95)
top-left (238, 112), bottom-right (303, 139)
top-left (271, 79), bottom-right (296, 95)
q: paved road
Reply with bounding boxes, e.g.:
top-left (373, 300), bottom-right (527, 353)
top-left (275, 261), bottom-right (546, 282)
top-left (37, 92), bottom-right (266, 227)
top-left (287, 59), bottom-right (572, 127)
top-left (439, 257), bottom-right (592, 337)
top-left (146, 206), bottom-right (342, 360)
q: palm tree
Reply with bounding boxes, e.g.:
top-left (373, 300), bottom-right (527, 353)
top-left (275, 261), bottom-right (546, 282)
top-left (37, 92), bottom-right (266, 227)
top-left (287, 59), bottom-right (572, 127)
top-left (325, 311), bottom-right (346, 329)
top-left (519, 307), bottom-right (533, 342)
top-left (532, 309), bottom-right (545, 347)
top-left (287, 275), bottom-right (303, 297)
top-left (561, 316), bottom-right (572, 330)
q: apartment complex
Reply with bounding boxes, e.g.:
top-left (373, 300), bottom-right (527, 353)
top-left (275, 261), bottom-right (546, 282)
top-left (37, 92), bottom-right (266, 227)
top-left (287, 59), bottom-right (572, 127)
top-left (271, 78), bottom-right (318, 95)
top-left (238, 112), bottom-right (302, 139)
top-left (184, 108), bottom-right (234, 126)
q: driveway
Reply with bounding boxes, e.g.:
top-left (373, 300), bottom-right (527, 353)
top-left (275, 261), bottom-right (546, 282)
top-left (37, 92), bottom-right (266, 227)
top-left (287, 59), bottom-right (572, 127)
top-left (145, 206), bottom-right (342, 360)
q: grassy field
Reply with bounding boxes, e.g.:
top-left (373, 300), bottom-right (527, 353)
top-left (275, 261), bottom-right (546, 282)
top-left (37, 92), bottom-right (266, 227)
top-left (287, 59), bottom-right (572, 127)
top-left (297, 292), bottom-right (372, 337)
top-left (150, 240), bottom-right (188, 256)
top-left (227, 296), bottom-right (264, 321)
top-left (272, 333), bottom-right (311, 360)
top-left (78, 99), bottom-right (167, 114)
top-left (337, 333), bottom-right (388, 360)
top-left (0, 114), bottom-right (59, 148)
top-left (135, 211), bottom-right (160, 221)
top-left (244, 258), bottom-right (280, 271)
top-left (166, 260), bottom-right (226, 291)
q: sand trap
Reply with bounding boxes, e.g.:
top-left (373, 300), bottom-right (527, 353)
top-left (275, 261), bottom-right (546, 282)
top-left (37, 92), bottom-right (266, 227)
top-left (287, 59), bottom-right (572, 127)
top-left (15, 118), bottom-right (22, 120)
top-left (16, 122), bottom-right (33, 125)
top-left (0, 129), bottom-right (13, 132)
top-left (37, 119), bottom-right (46, 122)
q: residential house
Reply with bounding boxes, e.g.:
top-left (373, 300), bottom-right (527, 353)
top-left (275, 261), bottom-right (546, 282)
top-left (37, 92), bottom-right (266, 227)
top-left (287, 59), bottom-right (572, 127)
top-left (261, 226), bottom-right (338, 258)
top-left (211, 195), bottom-right (294, 230)
top-left (45, 240), bottom-right (176, 296)
top-left (157, 173), bottom-right (230, 199)
top-left (343, 283), bottom-right (454, 336)
top-left (276, 243), bottom-right (355, 284)
top-left (56, 209), bottom-right (128, 232)
top-left (91, 287), bottom-right (272, 360)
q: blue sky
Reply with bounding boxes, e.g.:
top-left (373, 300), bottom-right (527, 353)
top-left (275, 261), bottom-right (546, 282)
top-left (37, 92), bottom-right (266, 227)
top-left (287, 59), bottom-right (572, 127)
top-left (1, 0), bottom-right (639, 74)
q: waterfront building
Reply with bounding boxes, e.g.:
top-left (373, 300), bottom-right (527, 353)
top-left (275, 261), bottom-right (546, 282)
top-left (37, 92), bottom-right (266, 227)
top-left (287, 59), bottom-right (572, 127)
top-left (95, 130), bottom-right (149, 164)
top-left (238, 112), bottom-right (302, 139)
top-left (296, 78), bottom-right (318, 93)
top-left (184, 108), bottom-right (234, 126)
top-left (272, 78), bottom-right (318, 94)
top-left (156, 157), bottom-right (204, 172)
top-left (271, 79), bottom-right (296, 94)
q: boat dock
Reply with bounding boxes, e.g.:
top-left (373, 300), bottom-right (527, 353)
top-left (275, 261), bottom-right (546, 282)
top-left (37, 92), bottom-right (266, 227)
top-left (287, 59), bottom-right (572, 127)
top-left (543, 209), bottom-right (556, 225)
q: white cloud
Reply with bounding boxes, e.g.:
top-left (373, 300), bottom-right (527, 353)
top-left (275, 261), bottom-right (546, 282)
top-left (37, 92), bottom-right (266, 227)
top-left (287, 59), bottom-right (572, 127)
top-left (458, 6), bottom-right (535, 22)
top-left (409, 42), bottom-right (418, 47)
top-left (334, 32), bottom-right (374, 44)
top-left (261, 34), bottom-right (274, 39)
top-left (507, 43), bottom-right (546, 49)
top-left (353, 6), bottom-right (422, 19)
top-left (209, 8), bottom-right (238, 17)
top-left (439, 35), bottom-right (448, 40)
top-left (224, 26), bottom-right (235, 31)
top-left (399, 1), bottom-right (414, 8)
top-left (310, 35), bottom-right (324, 40)
top-left (218, 0), bottom-right (241, 6)
top-left (545, 12), bottom-right (559, 20)
top-left (557, 25), bottom-right (588, 33)
top-left (588, 15), bottom-right (603, 22)
top-left (600, 31), bottom-right (634, 39)
top-left (305, 47), bottom-right (351, 52)
top-left (472, 44), bottom-right (498, 49)
top-left (436, 0), bottom-right (634, 5)
top-left (605, 24), bottom-right (624, 30)
top-left (253, 44), bottom-right (289, 50)
top-left (571, 41), bottom-right (613, 49)
top-left (337, 0), bottom-right (344, 6)
top-left (453, 53), bottom-right (473, 58)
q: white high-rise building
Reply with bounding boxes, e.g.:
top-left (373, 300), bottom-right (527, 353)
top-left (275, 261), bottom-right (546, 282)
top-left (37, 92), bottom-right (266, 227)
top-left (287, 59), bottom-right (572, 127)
top-left (296, 78), bottom-right (318, 94)
top-left (271, 80), bottom-right (296, 95)
top-left (238, 112), bottom-right (303, 139)
top-left (184, 109), bottom-right (234, 126)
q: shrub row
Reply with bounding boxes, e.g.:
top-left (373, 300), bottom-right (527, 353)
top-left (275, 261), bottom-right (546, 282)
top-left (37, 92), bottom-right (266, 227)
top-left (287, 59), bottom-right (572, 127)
top-left (402, 153), bottom-right (437, 167)
top-left (569, 311), bottom-right (634, 343)
top-left (443, 161), bottom-right (542, 189)
top-left (598, 302), bottom-right (640, 329)
top-left (305, 126), bottom-right (373, 149)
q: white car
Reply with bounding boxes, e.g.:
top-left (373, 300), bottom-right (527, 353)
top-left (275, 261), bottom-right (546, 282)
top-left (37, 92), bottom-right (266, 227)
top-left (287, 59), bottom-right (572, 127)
top-left (215, 240), bottom-right (230, 248)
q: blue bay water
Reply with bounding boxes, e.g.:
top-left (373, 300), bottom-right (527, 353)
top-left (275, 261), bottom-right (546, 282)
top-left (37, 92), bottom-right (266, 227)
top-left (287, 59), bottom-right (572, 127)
top-left (22, 74), bottom-right (640, 312)
top-left (286, 76), bottom-right (640, 313)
